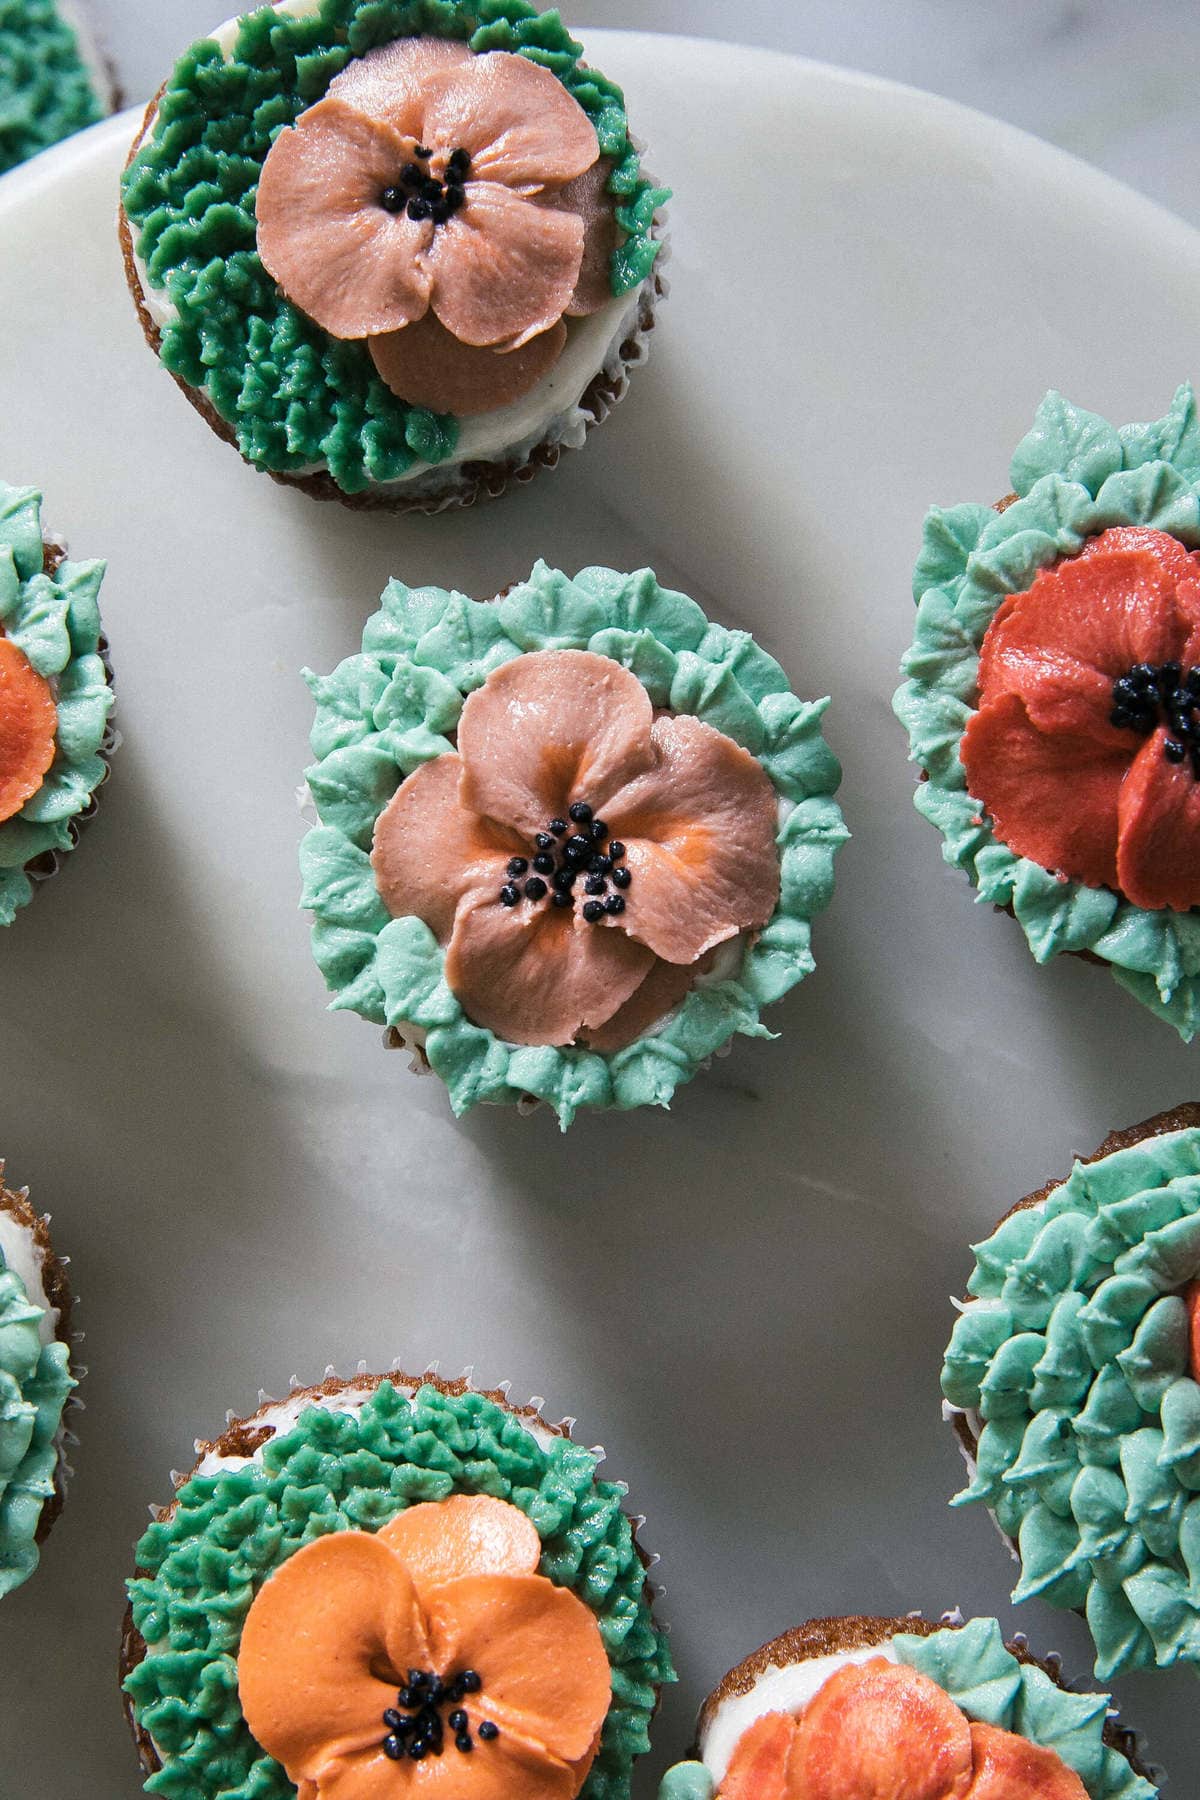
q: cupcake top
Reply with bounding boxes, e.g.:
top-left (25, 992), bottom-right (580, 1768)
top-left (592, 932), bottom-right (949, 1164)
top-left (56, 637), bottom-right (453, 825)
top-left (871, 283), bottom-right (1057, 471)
top-left (0, 0), bottom-right (108, 175)
top-left (659, 1616), bottom-right (1155, 1800)
top-left (893, 384), bottom-right (1200, 1038)
top-left (300, 563), bottom-right (845, 1124)
top-left (123, 1371), bottom-right (672, 1800)
top-left (0, 482), bottom-right (114, 925)
top-left (0, 1173), bottom-right (75, 1598)
top-left (121, 0), bottom-right (667, 496)
top-left (943, 1105), bottom-right (1200, 1682)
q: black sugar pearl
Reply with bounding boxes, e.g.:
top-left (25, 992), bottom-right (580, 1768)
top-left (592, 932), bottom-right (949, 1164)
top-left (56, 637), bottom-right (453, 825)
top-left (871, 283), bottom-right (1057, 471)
top-left (588, 854), bottom-right (611, 875)
top-left (1166, 738), bottom-right (1187, 762)
top-left (582, 900), bottom-right (605, 922)
top-left (401, 163), bottom-right (424, 186)
top-left (566, 833), bottom-right (593, 858)
top-left (449, 146), bottom-right (471, 173)
top-left (414, 144), bottom-right (432, 158)
top-left (532, 852), bottom-right (554, 874)
top-left (499, 884), bottom-right (519, 907)
top-left (444, 185), bottom-right (465, 214)
top-left (460, 1671), bottom-right (482, 1693)
top-left (478, 1722), bottom-right (500, 1741)
top-left (407, 197), bottom-right (432, 221)
top-left (590, 819), bottom-right (607, 840)
top-left (551, 868), bottom-right (576, 891)
top-left (551, 890), bottom-right (573, 908)
top-left (427, 1677), bottom-right (445, 1703)
top-left (611, 866), bottom-right (631, 889)
top-left (430, 200), bottom-right (450, 224)
top-left (1189, 669), bottom-right (1200, 694)
top-left (608, 840), bottom-right (626, 860)
top-left (1163, 661), bottom-right (1183, 685)
top-left (524, 877), bottom-right (548, 901)
top-left (383, 1709), bottom-right (408, 1730)
top-left (380, 185), bottom-right (407, 212)
top-left (456, 1734), bottom-right (473, 1753)
top-left (548, 818), bottom-right (568, 836)
top-left (604, 894), bottom-right (625, 915)
top-left (584, 875), bottom-right (606, 895)
top-left (535, 832), bottom-right (555, 850)
top-left (409, 1742), bottom-right (428, 1761)
top-left (507, 857), bottom-right (528, 876)
top-left (568, 801), bottom-right (593, 823)
top-left (384, 1736), bottom-right (405, 1760)
top-left (448, 1712), bottom-right (468, 1732)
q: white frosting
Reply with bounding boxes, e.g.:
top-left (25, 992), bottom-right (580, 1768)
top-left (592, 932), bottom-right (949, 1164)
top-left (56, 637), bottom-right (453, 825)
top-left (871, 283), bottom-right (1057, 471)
top-left (124, 0), bottom-right (651, 494)
top-left (699, 1643), bottom-right (901, 1784)
top-left (0, 1208), bottom-right (57, 1346)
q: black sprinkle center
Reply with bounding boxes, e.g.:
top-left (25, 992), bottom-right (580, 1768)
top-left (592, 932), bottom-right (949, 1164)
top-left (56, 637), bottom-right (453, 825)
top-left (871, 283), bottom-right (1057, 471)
top-left (381, 1668), bottom-right (499, 1761)
top-left (494, 797), bottom-right (634, 917)
top-left (379, 143), bottom-right (470, 224)
top-left (1111, 660), bottom-right (1200, 777)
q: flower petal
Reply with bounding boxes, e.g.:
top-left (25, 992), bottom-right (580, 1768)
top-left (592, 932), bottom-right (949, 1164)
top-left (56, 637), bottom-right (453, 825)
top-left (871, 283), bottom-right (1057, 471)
top-left (0, 638), bottom-right (57, 824)
top-left (978, 534), bottom-right (1198, 742)
top-left (256, 98), bottom-right (433, 338)
top-left (377, 1496), bottom-right (540, 1609)
top-left (597, 715), bottom-right (780, 965)
top-left (582, 951), bottom-right (718, 1053)
top-left (325, 36), bottom-right (472, 134)
top-left (444, 889), bottom-right (654, 1045)
top-left (719, 1713), bottom-right (796, 1800)
top-left (427, 185), bottom-right (584, 348)
top-left (371, 754), bottom-right (519, 944)
top-left (369, 313), bottom-right (566, 413)
top-left (420, 51), bottom-right (598, 191)
top-left (315, 1724), bottom-right (577, 1800)
top-left (457, 650), bottom-right (656, 842)
top-left (553, 158), bottom-right (620, 316)
top-left (423, 1573), bottom-right (611, 1764)
top-left (961, 692), bottom-right (1128, 890)
top-left (1115, 729), bottom-right (1200, 911)
top-left (787, 1659), bottom-right (974, 1800)
top-left (965, 1723), bottom-right (1088, 1799)
top-left (237, 1533), bottom-right (429, 1780)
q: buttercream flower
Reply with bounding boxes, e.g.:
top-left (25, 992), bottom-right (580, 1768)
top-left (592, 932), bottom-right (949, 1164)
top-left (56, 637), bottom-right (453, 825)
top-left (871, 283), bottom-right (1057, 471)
top-left (369, 649), bottom-right (781, 1049)
top-left (716, 1661), bottom-right (1087, 1800)
top-left (961, 527), bottom-right (1200, 913)
top-left (256, 39), bottom-right (613, 412)
top-left (239, 1493), bottom-right (611, 1800)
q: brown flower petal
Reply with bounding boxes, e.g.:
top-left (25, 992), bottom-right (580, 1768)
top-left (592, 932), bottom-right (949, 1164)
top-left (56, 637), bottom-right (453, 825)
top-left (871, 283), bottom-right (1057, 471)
top-left (553, 158), bottom-right (620, 317)
top-left (427, 184), bottom-right (584, 348)
top-left (1116, 728), bottom-right (1200, 911)
top-left (582, 953), bottom-right (711, 1053)
top-left (420, 51), bottom-right (598, 191)
top-left (324, 34), bottom-right (471, 133)
top-left (369, 313), bottom-right (566, 413)
top-left (256, 98), bottom-right (433, 337)
top-left (371, 753), bottom-right (520, 943)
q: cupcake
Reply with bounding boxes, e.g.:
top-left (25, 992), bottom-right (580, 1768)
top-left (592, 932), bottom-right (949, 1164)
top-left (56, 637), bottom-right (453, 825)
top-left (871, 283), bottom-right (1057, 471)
top-left (0, 1164), bottom-right (78, 1597)
top-left (299, 563), bottom-right (845, 1125)
top-left (942, 1103), bottom-right (1200, 1681)
top-left (0, 0), bottom-right (116, 176)
top-left (0, 480), bottom-right (116, 925)
top-left (658, 1614), bottom-right (1156, 1799)
top-left (119, 0), bottom-right (667, 510)
top-left (121, 1367), bottom-right (672, 1798)
top-left (894, 384), bottom-right (1200, 1038)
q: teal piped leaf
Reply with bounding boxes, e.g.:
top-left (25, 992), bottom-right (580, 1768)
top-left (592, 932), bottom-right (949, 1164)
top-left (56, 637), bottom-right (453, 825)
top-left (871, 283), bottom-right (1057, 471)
top-left (5, 574), bottom-right (70, 677)
top-left (912, 502), bottom-right (995, 598)
top-left (499, 563), bottom-right (609, 649)
top-left (1090, 461), bottom-right (1200, 542)
top-left (1010, 391), bottom-right (1122, 497)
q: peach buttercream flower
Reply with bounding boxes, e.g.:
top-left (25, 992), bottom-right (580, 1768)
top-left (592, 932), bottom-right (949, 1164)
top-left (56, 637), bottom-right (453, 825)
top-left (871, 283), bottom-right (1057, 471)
top-left (369, 649), bottom-right (781, 1049)
top-left (716, 1660), bottom-right (1087, 1800)
top-left (255, 39), bottom-right (616, 412)
top-left (238, 1494), bottom-right (611, 1800)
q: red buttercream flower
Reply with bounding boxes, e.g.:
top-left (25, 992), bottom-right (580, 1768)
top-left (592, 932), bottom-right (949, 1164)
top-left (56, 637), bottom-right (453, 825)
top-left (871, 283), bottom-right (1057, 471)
top-left (716, 1660), bottom-right (1087, 1800)
top-left (961, 527), bottom-right (1200, 912)
top-left (370, 649), bottom-right (780, 1049)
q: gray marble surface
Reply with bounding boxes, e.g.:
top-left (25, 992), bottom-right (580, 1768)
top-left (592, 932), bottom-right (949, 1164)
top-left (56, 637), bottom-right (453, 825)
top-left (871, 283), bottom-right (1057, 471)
top-left (96, 0), bottom-right (1200, 228)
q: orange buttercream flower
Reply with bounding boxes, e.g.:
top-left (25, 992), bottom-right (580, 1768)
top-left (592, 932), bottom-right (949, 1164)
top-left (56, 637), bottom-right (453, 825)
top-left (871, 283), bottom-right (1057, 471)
top-left (960, 526), bottom-right (1200, 912)
top-left (0, 637), bottom-right (57, 824)
top-left (716, 1660), bottom-right (1088, 1800)
top-left (255, 39), bottom-right (616, 413)
top-left (238, 1494), bottom-right (611, 1800)
top-left (369, 649), bottom-right (781, 1049)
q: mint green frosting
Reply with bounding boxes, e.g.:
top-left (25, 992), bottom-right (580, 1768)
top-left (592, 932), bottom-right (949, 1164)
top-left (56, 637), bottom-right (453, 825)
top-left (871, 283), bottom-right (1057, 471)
top-left (300, 563), bottom-right (846, 1126)
top-left (121, 0), bottom-right (669, 495)
top-left (0, 1241), bottom-right (74, 1597)
top-left (893, 383), bottom-right (1200, 1038)
top-left (655, 1619), bottom-right (1155, 1800)
top-left (124, 1379), bottom-right (673, 1800)
top-left (943, 1123), bottom-right (1200, 1680)
top-left (0, 0), bottom-right (105, 175)
top-left (0, 483), bottom-right (115, 926)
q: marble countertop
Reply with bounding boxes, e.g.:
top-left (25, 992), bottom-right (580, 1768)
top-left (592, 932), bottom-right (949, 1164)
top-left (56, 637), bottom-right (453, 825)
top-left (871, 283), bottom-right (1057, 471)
top-left (95, 0), bottom-right (1200, 228)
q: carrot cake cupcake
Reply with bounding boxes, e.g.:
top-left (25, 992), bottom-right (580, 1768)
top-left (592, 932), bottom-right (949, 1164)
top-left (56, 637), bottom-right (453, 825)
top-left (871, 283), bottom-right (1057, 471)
top-left (0, 1165), bottom-right (77, 1597)
top-left (894, 385), bottom-right (1200, 1037)
top-left (119, 0), bottom-right (667, 509)
top-left (0, 0), bottom-right (115, 175)
top-left (0, 481), bottom-right (115, 924)
top-left (943, 1103), bottom-right (1200, 1681)
top-left (659, 1614), bottom-right (1156, 1798)
top-left (121, 1367), bottom-right (672, 1798)
top-left (299, 563), bottom-right (846, 1124)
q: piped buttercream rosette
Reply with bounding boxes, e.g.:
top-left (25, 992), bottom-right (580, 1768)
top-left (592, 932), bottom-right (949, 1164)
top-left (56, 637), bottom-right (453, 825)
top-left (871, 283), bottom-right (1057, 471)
top-left (299, 564), bottom-right (846, 1125)
top-left (893, 384), bottom-right (1200, 1037)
